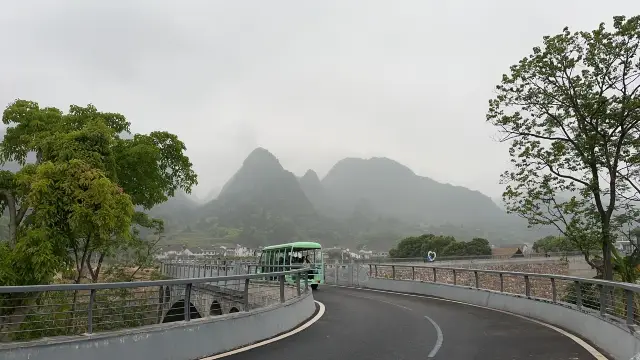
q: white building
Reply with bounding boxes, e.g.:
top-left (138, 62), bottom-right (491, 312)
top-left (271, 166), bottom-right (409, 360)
top-left (615, 240), bottom-right (635, 255)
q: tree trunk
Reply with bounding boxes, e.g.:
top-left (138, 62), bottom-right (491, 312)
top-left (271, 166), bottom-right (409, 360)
top-left (68, 244), bottom-right (89, 333)
top-left (602, 229), bottom-right (614, 281)
top-left (86, 253), bottom-right (105, 283)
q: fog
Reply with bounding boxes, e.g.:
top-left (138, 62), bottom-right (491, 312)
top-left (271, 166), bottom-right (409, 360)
top-left (1, 0), bottom-right (639, 201)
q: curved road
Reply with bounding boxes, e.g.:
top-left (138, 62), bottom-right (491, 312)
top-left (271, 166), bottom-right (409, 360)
top-left (225, 286), bottom-right (604, 360)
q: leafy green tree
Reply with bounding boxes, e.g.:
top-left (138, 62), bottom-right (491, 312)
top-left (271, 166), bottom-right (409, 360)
top-left (465, 238), bottom-right (492, 256)
top-left (0, 100), bottom-right (197, 339)
top-left (441, 241), bottom-right (467, 256)
top-left (487, 15), bottom-right (640, 280)
top-left (532, 235), bottom-right (579, 253)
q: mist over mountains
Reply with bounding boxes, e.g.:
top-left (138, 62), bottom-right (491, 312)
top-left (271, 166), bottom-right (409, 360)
top-left (145, 147), bottom-right (556, 249)
top-left (0, 121), bottom-right (555, 249)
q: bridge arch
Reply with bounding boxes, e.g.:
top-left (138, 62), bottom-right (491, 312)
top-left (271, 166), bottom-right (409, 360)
top-left (210, 300), bottom-right (223, 316)
top-left (163, 300), bottom-right (202, 323)
top-left (229, 306), bottom-right (239, 313)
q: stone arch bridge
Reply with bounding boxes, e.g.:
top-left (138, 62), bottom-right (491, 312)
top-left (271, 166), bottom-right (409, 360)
top-left (158, 261), bottom-right (293, 323)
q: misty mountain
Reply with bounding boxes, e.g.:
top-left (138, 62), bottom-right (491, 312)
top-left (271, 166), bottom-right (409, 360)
top-left (492, 197), bottom-right (506, 210)
top-left (146, 191), bottom-right (201, 228)
top-left (184, 148), bottom-right (319, 246)
top-left (188, 148), bottom-right (556, 247)
top-left (313, 156), bottom-right (555, 243)
top-left (214, 147), bottom-right (315, 217)
top-left (320, 157), bottom-right (507, 225)
top-left (199, 186), bottom-right (221, 203)
top-left (0, 134), bottom-right (556, 248)
top-left (299, 170), bottom-right (323, 203)
top-left (299, 169), bottom-right (334, 214)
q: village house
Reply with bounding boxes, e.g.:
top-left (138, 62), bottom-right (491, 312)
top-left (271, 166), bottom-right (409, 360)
top-left (491, 244), bottom-right (530, 258)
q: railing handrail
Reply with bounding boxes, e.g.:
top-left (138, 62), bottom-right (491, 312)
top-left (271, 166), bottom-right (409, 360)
top-left (0, 269), bottom-right (308, 294)
top-left (368, 263), bottom-right (640, 292)
top-left (378, 251), bottom-right (585, 261)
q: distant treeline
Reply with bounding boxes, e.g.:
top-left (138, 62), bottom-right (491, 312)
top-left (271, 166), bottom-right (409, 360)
top-left (388, 234), bottom-right (491, 258)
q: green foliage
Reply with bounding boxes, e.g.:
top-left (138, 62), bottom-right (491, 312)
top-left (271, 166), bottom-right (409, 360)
top-left (115, 132), bottom-right (197, 209)
top-left (389, 234), bottom-right (491, 258)
top-left (28, 159), bottom-right (133, 244)
top-left (532, 235), bottom-right (582, 253)
top-left (0, 99), bottom-right (197, 282)
top-left (13, 288), bottom-right (161, 341)
top-left (0, 99), bottom-right (197, 339)
top-left (560, 281), bottom-right (601, 311)
top-left (561, 278), bottom-right (640, 323)
top-left (487, 15), bottom-right (640, 279)
top-left (611, 247), bottom-right (640, 283)
top-left (462, 238), bottom-right (493, 256)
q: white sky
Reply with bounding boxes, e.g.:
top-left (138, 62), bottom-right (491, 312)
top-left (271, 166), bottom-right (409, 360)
top-left (1, 0), bottom-right (639, 200)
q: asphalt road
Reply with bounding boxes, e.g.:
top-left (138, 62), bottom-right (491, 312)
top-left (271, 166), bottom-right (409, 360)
top-left (226, 286), bottom-right (603, 360)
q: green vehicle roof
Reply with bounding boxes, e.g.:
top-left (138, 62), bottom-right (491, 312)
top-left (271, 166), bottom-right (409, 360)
top-left (262, 241), bottom-right (322, 250)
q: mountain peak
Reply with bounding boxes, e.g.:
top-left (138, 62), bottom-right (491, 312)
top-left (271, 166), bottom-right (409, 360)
top-left (215, 148), bottom-right (316, 220)
top-left (324, 156), bottom-right (416, 187)
top-left (243, 147), bottom-right (282, 169)
top-left (365, 157), bottom-right (416, 175)
top-left (301, 169), bottom-right (320, 182)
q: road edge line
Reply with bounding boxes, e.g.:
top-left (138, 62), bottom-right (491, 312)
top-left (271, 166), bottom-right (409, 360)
top-left (423, 315), bottom-right (443, 358)
top-left (201, 300), bottom-right (326, 359)
top-left (330, 284), bottom-right (607, 360)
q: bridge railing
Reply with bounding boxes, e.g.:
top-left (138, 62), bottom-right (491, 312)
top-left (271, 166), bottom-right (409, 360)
top-left (0, 268), bottom-right (310, 343)
top-left (364, 251), bottom-right (584, 264)
top-left (368, 263), bottom-right (640, 328)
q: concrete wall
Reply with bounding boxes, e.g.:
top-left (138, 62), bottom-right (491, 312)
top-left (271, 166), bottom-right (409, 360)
top-left (0, 291), bottom-right (315, 360)
top-left (363, 278), bottom-right (640, 360)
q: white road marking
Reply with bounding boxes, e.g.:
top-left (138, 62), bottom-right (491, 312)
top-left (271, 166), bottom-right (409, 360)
top-left (342, 288), bottom-right (444, 357)
top-left (329, 285), bottom-right (608, 360)
top-left (424, 315), bottom-right (443, 358)
top-left (200, 300), bottom-right (326, 359)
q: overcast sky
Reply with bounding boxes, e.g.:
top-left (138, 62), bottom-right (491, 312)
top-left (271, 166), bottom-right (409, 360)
top-left (1, 1), bottom-right (639, 201)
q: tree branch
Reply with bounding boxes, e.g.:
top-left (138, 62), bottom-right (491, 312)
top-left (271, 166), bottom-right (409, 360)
top-left (74, 236), bottom-right (91, 283)
top-left (0, 190), bottom-right (17, 247)
top-left (86, 251), bottom-right (105, 283)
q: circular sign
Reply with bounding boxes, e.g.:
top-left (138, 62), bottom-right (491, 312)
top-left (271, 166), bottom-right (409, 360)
top-left (427, 251), bottom-right (437, 262)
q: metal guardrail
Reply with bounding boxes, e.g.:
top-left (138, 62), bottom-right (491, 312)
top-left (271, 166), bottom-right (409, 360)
top-left (368, 263), bottom-right (640, 328)
top-left (161, 260), bottom-right (255, 278)
top-left (0, 269), bottom-right (310, 343)
top-left (160, 262), bottom-right (322, 276)
top-left (366, 251), bottom-right (585, 263)
top-left (156, 251), bottom-right (584, 266)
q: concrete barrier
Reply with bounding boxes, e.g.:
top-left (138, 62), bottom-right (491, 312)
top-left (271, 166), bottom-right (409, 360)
top-left (0, 291), bottom-right (316, 360)
top-left (363, 278), bottom-right (640, 360)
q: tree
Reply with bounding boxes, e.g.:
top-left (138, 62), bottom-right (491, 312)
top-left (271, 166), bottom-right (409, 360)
top-left (532, 235), bottom-right (579, 253)
top-left (487, 15), bottom-right (640, 280)
top-left (0, 100), bottom-right (197, 339)
top-left (465, 238), bottom-right (492, 256)
top-left (389, 234), bottom-right (490, 258)
top-left (441, 241), bottom-right (467, 256)
top-left (0, 100), bottom-right (197, 282)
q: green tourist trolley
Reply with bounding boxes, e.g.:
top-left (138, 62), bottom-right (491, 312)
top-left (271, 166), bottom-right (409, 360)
top-left (257, 241), bottom-right (324, 290)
